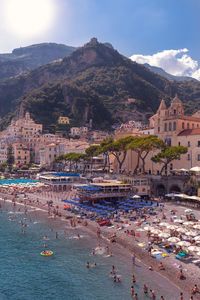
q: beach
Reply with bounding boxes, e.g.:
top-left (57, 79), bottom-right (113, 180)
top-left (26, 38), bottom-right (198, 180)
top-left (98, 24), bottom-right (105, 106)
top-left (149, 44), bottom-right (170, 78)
top-left (0, 192), bottom-right (198, 299)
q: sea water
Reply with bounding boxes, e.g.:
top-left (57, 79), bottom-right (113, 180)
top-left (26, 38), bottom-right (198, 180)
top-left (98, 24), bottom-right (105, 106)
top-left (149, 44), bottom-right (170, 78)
top-left (0, 204), bottom-right (182, 300)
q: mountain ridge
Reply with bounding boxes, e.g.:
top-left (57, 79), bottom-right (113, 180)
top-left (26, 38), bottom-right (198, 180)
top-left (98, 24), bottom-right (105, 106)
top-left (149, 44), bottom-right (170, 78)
top-left (0, 38), bottom-right (200, 132)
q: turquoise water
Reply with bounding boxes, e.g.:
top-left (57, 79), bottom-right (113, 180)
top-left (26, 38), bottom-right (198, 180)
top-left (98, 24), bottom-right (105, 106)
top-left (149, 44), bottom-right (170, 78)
top-left (0, 203), bottom-right (182, 300)
top-left (0, 178), bottom-right (38, 185)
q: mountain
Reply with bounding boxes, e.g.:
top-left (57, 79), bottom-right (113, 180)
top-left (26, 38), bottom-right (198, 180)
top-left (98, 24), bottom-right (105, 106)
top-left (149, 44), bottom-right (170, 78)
top-left (0, 38), bottom-right (200, 132)
top-left (144, 63), bottom-right (196, 82)
top-left (0, 43), bottom-right (76, 80)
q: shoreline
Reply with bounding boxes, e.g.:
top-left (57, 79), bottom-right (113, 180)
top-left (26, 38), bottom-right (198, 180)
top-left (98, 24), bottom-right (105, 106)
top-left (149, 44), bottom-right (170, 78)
top-left (0, 196), bottom-right (195, 298)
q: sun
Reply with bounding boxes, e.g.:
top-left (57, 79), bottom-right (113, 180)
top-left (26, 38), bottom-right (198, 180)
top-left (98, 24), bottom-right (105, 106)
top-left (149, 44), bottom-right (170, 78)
top-left (3, 0), bottom-right (55, 38)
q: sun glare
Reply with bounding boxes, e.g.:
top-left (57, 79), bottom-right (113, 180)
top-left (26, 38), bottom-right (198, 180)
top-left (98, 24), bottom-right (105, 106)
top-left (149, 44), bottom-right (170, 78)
top-left (3, 0), bottom-right (55, 38)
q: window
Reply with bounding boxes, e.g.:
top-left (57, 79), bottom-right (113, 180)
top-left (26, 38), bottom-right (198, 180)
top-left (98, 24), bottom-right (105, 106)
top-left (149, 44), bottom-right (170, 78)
top-left (192, 123), bottom-right (194, 129)
top-left (187, 154), bottom-right (190, 160)
top-left (178, 142), bottom-right (181, 146)
top-left (187, 123), bottom-right (190, 129)
top-left (173, 122), bottom-right (176, 131)
top-left (182, 122), bottom-right (185, 129)
top-left (158, 127), bottom-right (160, 132)
top-left (170, 163), bottom-right (173, 170)
top-left (188, 141), bottom-right (190, 147)
top-left (198, 154), bottom-right (200, 161)
top-left (164, 123), bottom-right (167, 131)
top-left (198, 141), bottom-right (200, 147)
top-left (169, 122), bottom-right (172, 131)
top-left (174, 109), bottom-right (176, 115)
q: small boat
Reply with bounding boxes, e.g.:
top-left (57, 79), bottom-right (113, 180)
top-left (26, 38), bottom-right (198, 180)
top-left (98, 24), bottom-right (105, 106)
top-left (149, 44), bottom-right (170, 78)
top-left (40, 250), bottom-right (54, 257)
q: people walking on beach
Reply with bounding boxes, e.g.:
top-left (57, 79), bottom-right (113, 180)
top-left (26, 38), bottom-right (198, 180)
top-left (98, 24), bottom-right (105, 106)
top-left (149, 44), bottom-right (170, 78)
top-left (150, 289), bottom-right (156, 300)
top-left (191, 284), bottom-right (199, 295)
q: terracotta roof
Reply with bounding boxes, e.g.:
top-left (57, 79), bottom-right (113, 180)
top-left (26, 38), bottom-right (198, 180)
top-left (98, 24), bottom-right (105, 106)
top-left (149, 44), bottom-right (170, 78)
top-left (178, 128), bottom-right (200, 136)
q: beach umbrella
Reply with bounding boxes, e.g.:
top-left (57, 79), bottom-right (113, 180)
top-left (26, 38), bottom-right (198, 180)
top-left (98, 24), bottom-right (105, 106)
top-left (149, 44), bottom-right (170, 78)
top-left (166, 225), bottom-right (178, 230)
top-left (176, 227), bottom-right (186, 233)
top-left (158, 232), bottom-right (170, 239)
top-left (150, 229), bottom-right (161, 235)
top-left (132, 195), bottom-right (140, 199)
top-left (168, 237), bottom-right (180, 243)
top-left (190, 166), bottom-right (200, 172)
top-left (196, 252), bottom-right (200, 256)
top-left (194, 236), bottom-right (200, 241)
top-left (185, 231), bottom-right (198, 237)
top-left (185, 209), bottom-right (193, 213)
top-left (183, 221), bottom-right (195, 226)
top-left (177, 241), bottom-right (191, 247)
top-left (144, 226), bottom-right (155, 231)
top-left (174, 219), bottom-right (184, 224)
top-left (193, 224), bottom-right (200, 230)
top-left (188, 246), bottom-right (200, 252)
top-left (159, 222), bottom-right (169, 227)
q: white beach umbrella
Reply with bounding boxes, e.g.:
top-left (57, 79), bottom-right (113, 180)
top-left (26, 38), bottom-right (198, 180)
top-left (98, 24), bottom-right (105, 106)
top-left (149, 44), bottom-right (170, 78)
top-left (174, 219), bottom-right (184, 224)
top-left (193, 224), bottom-right (200, 230)
top-left (185, 209), bottom-right (193, 213)
top-left (185, 231), bottom-right (198, 237)
top-left (144, 226), bottom-right (155, 231)
top-left (177, 241), bottom-right (191, 247)
top-left (150, 229), bottom-right (161, 235)
top-left (176, 227), bottom-right (186, 233)
top-left (183, 221), bottom-right (195, 226)
top-left (196, 252), bottom-right (200, 256)
top-left (158, 232), bottom-right (170, 239)
top-left (166, 225), bottom-right (178, 230)
top-left (194, 236), bottom-right (200, 241)
top-left (168, 237), bottom-right (180, 243)
top-left (159, 222), bottom-right (169, 227)
top-left (190, 166), bottom-right (200, 172)
top-left (188, 246), bottom-right (200, 252)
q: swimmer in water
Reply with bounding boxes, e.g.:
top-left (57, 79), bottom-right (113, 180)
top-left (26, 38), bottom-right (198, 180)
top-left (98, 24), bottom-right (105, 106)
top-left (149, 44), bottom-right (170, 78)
top-left (86, 262), bottom-right (90, 268)
top-left (132, 274), bottom-right (136, 284)
top-left (143, 284), bottom-right (148, 294)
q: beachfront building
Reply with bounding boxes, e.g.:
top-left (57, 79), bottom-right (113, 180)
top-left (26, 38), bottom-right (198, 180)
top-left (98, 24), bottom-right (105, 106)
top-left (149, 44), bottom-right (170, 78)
top-left (12, 143), bottom-right (30, 166)
top-left (0, 112), bottom-right (91, 168)
top-left (114, 96), bottom-right (200, 176)
top-left (76, 180), bottom-right (132, 202)
top-left (39, 172), bottom-right (86, 192)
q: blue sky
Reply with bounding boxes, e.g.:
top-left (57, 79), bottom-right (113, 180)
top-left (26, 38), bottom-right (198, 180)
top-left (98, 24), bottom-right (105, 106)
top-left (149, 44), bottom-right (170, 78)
top-left (0, 0), bottom-right (200, 78)
top-left (53, 0), bottom-right (199, 59)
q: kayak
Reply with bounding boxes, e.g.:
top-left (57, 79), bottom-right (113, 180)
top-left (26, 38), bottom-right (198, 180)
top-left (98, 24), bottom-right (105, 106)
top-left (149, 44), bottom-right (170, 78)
top-left (40, 250), bottom-right (54, 257)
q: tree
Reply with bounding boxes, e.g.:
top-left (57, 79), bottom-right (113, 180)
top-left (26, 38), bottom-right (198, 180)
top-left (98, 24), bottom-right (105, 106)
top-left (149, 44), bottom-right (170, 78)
top-left (7, 145), bottom-right (14, 172)
top-left (55, 152), bottom-right (87, 171)
top-left (128, 136), bottom-right (165, 174)
top-left (108, 136), bottom-right (135, 173)
top-left (97, 137), bottom-right (114, 172)
top-left (151, 145), bottom-right (188, 174)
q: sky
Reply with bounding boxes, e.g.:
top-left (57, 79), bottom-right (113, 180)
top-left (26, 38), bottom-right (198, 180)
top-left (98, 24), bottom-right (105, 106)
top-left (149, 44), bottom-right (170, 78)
top-left (0, 0), bottom-right (200, 79)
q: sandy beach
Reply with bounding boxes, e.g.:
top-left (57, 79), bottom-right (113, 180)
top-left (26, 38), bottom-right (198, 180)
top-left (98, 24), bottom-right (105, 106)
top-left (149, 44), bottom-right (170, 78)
top-left (1, 191), bottom-right (200, 299)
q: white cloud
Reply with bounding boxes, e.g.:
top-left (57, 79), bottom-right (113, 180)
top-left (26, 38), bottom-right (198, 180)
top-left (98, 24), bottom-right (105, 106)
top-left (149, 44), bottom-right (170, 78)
top-left (130, 49), bottom-right (200, 80)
